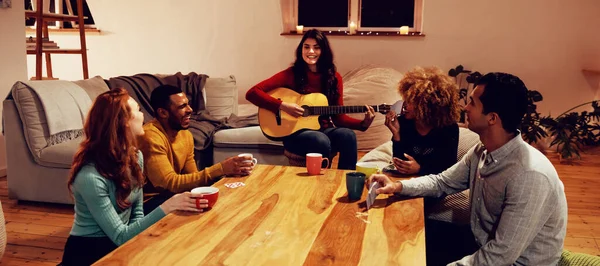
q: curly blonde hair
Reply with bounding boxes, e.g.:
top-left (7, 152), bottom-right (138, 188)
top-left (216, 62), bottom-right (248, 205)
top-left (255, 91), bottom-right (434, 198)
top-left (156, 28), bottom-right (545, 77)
top-left (398, 66), bottom-right (460, 128)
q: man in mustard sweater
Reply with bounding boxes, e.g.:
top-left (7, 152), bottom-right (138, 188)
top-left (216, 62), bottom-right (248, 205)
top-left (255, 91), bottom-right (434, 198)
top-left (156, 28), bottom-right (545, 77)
top-left (140, 85), bottom-right (254, 214)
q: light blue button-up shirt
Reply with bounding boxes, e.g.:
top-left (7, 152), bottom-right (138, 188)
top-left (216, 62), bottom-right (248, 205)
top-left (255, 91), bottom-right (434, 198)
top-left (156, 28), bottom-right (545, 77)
top-left (400, 134), bottom-right (567, 265)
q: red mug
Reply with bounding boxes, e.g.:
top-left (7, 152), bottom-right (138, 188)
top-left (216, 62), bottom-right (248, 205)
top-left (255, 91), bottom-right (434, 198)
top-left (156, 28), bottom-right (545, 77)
top-left (191, 187), bottom-right (219, 209)
top-left (306, 153), bottom-right (330, 175)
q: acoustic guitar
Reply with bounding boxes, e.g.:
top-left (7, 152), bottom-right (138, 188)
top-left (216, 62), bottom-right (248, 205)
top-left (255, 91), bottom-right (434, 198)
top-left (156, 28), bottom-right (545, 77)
top-left (258, 87), bottom-right (400, 140)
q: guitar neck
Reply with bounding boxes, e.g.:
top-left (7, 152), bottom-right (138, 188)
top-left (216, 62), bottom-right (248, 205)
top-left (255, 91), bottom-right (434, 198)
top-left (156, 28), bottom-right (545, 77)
top-left (306, 105), bottom-right (379, 115)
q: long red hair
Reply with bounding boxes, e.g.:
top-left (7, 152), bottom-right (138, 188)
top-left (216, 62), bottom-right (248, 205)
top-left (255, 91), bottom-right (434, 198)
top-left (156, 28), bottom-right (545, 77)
top-left (68, 88), bottom-right (144, 210)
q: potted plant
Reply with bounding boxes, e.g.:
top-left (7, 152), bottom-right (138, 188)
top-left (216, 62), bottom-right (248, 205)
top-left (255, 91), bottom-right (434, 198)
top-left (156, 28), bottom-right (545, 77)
top-left (539, 101), bottom-right (600, 159)
top-left (448, 65), bottom-right (481, 123)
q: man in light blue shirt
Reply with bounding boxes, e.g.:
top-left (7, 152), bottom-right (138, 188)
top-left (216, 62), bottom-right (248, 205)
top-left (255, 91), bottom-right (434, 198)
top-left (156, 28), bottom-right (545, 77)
top-left (370, 72), bottom-right (567, 265)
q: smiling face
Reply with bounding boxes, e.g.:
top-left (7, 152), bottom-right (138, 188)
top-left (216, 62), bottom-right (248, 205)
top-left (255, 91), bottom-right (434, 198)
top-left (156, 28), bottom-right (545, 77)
top-left (166, 93), bottom-right (193, 131)
top-left (302, 38), bottom-right (321, 70)
top-left (127, 97), bottom-right (145, 136)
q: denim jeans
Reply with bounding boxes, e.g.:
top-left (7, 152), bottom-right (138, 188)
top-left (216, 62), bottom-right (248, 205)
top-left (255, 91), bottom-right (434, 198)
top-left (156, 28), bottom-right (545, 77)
top-left (425, 219), bottom-right (478, 265)
top-left (60, 235), bottom-right (117, 265)
top-left (283, 127), bottom-right (357, 170)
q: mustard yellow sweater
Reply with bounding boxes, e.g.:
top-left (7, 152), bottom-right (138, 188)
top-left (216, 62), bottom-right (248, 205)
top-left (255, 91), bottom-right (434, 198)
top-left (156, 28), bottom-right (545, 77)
top-left (139, 120), bottom-right (224, 200)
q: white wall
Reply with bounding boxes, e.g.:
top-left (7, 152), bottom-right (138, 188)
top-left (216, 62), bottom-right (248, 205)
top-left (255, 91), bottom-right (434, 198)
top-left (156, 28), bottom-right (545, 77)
top-left (25, 0), bottom-right (600, 116)
top-left (0, 0), bottom-right (27, 175)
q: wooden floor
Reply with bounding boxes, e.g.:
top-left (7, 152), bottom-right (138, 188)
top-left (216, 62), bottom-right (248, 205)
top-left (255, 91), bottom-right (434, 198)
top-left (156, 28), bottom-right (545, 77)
top-left (1, 149), bottom-right (599, 265)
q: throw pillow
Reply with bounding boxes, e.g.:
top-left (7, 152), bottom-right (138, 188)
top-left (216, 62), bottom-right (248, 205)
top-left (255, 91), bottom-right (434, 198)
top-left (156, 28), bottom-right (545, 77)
top-left (342, 65), bottom-right (404, 151)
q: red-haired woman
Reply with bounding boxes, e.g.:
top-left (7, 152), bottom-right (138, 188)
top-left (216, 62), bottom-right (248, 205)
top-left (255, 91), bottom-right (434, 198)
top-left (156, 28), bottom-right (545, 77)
top-left (60, 88), bottom-right (205, 265)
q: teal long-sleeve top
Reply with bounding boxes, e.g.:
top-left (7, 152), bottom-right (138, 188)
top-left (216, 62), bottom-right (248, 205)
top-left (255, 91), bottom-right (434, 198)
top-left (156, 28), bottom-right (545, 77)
top-left (69, 151), bottom-right (166, 246)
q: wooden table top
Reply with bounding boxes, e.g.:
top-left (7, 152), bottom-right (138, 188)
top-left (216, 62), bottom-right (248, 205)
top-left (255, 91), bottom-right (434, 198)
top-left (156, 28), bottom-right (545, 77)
top-left (95, 165), bottom-right (425, 265)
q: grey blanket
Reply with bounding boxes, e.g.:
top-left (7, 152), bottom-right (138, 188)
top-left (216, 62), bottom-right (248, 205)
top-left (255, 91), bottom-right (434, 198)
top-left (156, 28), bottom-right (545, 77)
top-left (105, 72), bottom-right (257, 151)
top-left (189, 112), bottom-right (258, 150)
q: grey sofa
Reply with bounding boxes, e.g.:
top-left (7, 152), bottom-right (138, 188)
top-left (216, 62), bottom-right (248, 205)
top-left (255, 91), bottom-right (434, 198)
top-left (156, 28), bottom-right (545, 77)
top-left (3, 75), bottom-right (285, 204)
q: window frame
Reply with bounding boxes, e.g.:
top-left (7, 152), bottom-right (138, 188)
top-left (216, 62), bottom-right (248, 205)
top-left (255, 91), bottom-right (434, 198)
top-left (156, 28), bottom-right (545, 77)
top-left (288, 0), bottom-right (423, 33)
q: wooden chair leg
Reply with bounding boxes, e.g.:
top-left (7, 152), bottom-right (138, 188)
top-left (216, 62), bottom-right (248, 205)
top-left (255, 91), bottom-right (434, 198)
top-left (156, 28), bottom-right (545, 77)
top-left (76, 0), bottom-right (88, 79)
top-left (65, 0), bottom-right (75, 28)
top-left (42, 20), bottom-right (53, 79)
top-left (34, 0), bottom-right (44, 80)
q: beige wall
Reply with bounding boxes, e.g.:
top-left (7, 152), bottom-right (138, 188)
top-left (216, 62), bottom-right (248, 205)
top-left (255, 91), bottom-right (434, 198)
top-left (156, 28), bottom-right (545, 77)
top-left (25, 0), bottom-right (600, 116)
top-left (1, 0), bottom-right (27, 174)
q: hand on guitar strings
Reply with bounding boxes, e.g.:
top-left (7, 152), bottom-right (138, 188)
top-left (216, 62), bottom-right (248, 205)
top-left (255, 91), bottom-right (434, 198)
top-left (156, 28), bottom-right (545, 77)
top-left (360, 105), bottom-right (376, 129)
top-left (280, 102), bottom-right (305, 117)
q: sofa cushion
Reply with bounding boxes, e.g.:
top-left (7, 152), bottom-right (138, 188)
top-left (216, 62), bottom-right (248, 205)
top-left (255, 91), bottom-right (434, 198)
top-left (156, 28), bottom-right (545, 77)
top-left (213, 126), bottom-right (282, 148)
top-left (237, 103), bottom-right (257, 117)
top-left (205, 75), bottom-right (238, 119)
top-left (342, 65), bottom-right (404, 151)
top-left (359, 127), bottom-right (480, 225)
top-left (10, 76), bottom-right (109, 163)
top-left (10, 81), bottom-right (50, 159)
top-left (357, 140), bottom-right (393, 170)
top-left (38, 137), bottom-right (83, 168)
top-left (73, 75), bottom-right (111, 100)
top-left (359, 127), bottom-right (480, 164)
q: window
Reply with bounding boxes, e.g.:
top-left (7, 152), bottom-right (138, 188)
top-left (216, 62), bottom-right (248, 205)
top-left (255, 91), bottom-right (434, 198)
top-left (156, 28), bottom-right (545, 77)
top-left (298, 0), bottom-right (348, 28)
top-left (360, 0), bottom-right (414, 28)
top-left (25, 0), bottom-right (96, 29)
top-left (285, 0), bottom-right (423, 33)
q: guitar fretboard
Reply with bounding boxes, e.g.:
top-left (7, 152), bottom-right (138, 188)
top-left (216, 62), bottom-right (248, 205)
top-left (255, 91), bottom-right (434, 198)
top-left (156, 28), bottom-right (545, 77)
top-left (306, 105), bottom-right (379, 115)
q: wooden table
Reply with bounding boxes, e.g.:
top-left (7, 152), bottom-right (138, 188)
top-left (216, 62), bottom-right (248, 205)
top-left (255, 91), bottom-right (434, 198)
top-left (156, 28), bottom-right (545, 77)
top-left (95, 165), bottom-right (425, 265)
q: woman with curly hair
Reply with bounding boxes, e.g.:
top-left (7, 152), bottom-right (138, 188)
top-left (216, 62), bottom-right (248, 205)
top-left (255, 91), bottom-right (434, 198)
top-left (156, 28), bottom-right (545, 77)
top-left (246, 29), bottom-right (375, 170)
top-left (60, 88), bottom-right (205, 265)
top-left (385, 66), bottom-right (461, 175)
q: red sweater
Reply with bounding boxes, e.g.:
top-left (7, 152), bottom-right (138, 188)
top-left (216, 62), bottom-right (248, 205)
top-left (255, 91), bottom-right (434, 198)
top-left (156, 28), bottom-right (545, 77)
top-left (246, 67), bottom-right (364, 130)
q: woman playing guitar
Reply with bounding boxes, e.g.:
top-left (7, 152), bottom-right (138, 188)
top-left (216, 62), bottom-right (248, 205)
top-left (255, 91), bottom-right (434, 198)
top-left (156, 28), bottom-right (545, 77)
top-left (246, 29), bottom-right (375, 170)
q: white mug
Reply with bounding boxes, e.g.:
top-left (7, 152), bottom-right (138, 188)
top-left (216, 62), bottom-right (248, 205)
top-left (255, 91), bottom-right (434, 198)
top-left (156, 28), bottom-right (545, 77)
top-left (238, 153), bottom-right (258, 165)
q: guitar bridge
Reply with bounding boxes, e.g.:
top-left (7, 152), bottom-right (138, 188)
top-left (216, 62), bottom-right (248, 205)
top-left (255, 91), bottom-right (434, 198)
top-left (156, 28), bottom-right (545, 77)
top-left (276, 110), bottom-right (281, 125)
top-left (276, 98), bottom-right (282, 125)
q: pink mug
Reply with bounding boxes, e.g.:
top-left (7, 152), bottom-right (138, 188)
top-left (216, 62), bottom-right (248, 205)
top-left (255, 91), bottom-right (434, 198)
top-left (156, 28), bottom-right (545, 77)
top-left (306, 153), bottom-right (329, 175)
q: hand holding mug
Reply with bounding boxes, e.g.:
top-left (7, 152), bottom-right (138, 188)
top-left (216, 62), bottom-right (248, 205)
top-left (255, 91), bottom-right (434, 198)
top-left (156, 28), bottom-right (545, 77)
top-left (222, 155), bottom-right (255, 176)
top-left (160, 192), bottom-right (205, 213)
top-left (191, 187), bottom-right (219, 209)
top-left (238, 153), bottom-right (257, 174)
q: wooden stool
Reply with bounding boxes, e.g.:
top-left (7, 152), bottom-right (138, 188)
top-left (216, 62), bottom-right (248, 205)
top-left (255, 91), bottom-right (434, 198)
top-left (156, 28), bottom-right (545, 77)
top-left (0, 200), bottom-right (6, 259)
top-left (283, 150), bottom-right (338, 168)
top-left (284, 149), bottom-right (306, 167)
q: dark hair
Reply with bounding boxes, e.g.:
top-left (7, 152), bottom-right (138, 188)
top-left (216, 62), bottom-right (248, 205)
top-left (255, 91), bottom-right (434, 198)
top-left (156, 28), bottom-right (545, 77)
top-left (150, 85), bottom-right (182, 115)
top-left (292, 29), bottom-right (339, 100)
top-left (68, 88), bottom-right (143, 210)
top-left (476, 72), bottom-right (528, 133)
